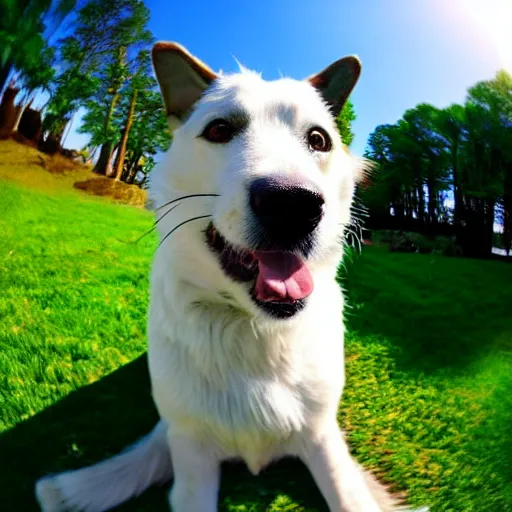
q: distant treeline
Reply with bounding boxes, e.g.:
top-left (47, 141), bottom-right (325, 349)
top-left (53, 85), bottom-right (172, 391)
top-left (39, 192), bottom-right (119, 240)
top-left (360, 70), bottom-right (512, 259)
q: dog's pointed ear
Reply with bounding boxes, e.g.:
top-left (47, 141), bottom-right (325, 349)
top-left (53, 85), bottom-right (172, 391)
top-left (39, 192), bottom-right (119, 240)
top-left (307, 56), bottom-right (361, 117)
top-left (152, 42), bottom-right (217, 130)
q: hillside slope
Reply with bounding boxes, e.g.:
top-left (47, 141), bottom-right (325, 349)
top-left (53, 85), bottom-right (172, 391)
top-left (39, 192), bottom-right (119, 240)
top-left (0, 139), bottom-right (146, 206)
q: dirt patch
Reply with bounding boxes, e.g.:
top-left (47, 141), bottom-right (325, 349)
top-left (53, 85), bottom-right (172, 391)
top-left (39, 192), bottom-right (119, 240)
top-left (2, 134), bottom-right (87, 174)
top-left (74, 176), bottom-right (146, 207)
top-left (7, 131), bottom-right (38, 147)
top-left (44, 153), bottom-right (86, 174)
top-left (0, 139), bottom-right (93, 193)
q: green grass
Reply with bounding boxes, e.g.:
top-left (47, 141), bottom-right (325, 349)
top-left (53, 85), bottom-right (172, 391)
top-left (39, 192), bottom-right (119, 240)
top-left (0, 141), bottom-right (511, 511)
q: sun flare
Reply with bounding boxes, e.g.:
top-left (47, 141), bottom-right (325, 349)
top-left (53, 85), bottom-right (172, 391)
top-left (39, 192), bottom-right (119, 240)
top-left (462, 0), bottom-right (512, 73)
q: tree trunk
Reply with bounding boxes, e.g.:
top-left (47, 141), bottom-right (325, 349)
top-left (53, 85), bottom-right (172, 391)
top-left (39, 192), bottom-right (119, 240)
top-left (120, 165), bottom-right (130, 182)
top-left (0, 62), bottom-right (14, 96)
top-left (114, 88), bottom-right (138, 181)
top-left (451, 141), bottom-right (470, 252)
top-left (126, 152), bottom-right (142, 183)
top-left (503, 167), bottom-right (512, 255)
top-left (61, 112), bottom-right (75, 147)
top-left (87, 145), bottom-right (99, 165)
top-left (427, 178), bottom-right (437, 228)
top-left (94, 46), bottom-right (128, 176)
top-left (93, 93), bottom-right (121, 175)
top-left (94, 143), bottom-right (114, 175)
top-left (55, 123), bottom-right (67, 144)
top-left (484, 200), bottom-right (495, 257)
top-left (460, 197), bottom-right (493, 259)
top-left (126, 168), bottom-right (137, 184)
top-left (13, 92), bottom-right (34, 132)
top-left (121, 154), bottom-right (133, 181)
top-left (417, 184), bottom-right (425, 227)
top-left (40, 96), bottom-right (53, 114)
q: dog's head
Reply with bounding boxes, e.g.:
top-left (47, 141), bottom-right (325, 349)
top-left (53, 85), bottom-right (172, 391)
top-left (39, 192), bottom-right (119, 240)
top-left (150, 42), bottom-right (364, 320)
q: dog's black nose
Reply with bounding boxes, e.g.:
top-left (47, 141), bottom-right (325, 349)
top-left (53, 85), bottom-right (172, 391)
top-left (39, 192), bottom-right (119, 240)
top-left (249, 177), bottom-right (325, 239)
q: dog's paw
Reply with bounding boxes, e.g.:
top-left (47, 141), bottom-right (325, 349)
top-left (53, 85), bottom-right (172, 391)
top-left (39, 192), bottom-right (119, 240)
top-left (35, 477), bottom-right (73, 512)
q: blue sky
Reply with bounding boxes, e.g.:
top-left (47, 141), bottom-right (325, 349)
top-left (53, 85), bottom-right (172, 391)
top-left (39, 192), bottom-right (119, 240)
top-left (62, 0), bottom-right (507, 156)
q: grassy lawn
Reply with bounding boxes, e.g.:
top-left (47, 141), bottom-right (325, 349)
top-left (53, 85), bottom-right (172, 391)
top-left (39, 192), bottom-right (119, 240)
top-left (0, 140), bottom-right (511, 511)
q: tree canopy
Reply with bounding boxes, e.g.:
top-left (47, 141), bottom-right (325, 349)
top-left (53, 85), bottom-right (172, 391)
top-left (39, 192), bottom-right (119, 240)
top-left (363, 70), bottom-right (512, 258)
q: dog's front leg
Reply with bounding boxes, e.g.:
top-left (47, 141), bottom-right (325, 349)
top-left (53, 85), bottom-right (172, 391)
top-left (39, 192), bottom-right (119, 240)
top-left (167, 432), bottom-right (220, 512)
top-left (300, 424), bottom-right (382, 512)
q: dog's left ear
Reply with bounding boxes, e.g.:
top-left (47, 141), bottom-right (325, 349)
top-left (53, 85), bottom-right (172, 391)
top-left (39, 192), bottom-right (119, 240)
top-left (308, 56), bottom-right (361, 117)
top-left (152, 42), bottom-right (217, 130)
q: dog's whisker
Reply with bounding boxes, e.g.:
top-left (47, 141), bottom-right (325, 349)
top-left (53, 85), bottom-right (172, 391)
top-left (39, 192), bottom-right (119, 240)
top-left (127, 227), bottom-right (157, 245)
top-left (156, 193), bottom-right (220, 212)
top-left (117, 225), bottom-right (160, 246)
top-left (116, 203), bottom-right (184, 246)
top-left (350, 201), bottom-right (368, 212)
top-left (350, 207), bottom-right (368, 219)
top-left (351, 213), bottom-right (368, 223)
top-left (344, 226), bottom-right (363, 253)
top-left (349, 216), bottom-right (363, 227)
top-left (350, 202), bottom-right (367, 211)
top-left (155, 203), bottom-right (181, 225)
top-left (159, 215), bottom-right (212, 248)
top-left (355, 234), bottom-right (362, 253)
top-left (348, 224), bottom-right (363, 239)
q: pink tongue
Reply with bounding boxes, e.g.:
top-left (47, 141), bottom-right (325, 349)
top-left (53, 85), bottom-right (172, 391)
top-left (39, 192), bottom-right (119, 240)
top-left (254, 251), bottom-right (314, 302)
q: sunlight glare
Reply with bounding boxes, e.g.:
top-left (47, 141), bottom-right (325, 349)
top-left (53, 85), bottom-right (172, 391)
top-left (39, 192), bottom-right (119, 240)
top-left (462, 0), bottom-right (512, 73)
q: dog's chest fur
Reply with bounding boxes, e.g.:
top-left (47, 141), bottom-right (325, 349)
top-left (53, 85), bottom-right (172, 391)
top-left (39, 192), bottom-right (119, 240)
top-left (148, 264), bottom-right (345, 474)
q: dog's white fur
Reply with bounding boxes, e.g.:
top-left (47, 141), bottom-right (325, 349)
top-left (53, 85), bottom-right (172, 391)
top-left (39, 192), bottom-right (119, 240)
top-left (35, 43), bottom-right (427, 512)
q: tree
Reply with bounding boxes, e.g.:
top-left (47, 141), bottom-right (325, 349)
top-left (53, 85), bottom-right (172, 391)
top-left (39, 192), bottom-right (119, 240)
top-left (402, 104), bottom-right (450, 229)
top-left (362, 69), bottom-right (512, 259)
top-left (436, 104), bottom-right (466, 228)
top-left (43, 0), bottom-right (151, 149)
top-left (112, 50), bottom-right (152, 180)
top-left (12, 43), bottom-right (56, 131)
top-left (86, 0), bottom-right (153, 175)
top-left (121, 88), bottom-right (171, 184)
top-left (466, 71), bottom-right (512, 255)
top-left (336, 100), bottom-right (356, 146)
top-left (90, 45), bottom-right (130, 175)
top-left (43, 47), bottom-right (99, 141)
top-left (363, 119), bottom-right (431, 231)
top-left (0, 0), bottom-right (76, 93)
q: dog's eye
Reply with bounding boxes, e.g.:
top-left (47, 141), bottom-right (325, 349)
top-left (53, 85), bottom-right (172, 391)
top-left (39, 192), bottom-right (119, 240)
top-left (202, 119), bottom-right (236, 143)
top-left (307, 128), bottom-right (332, 152)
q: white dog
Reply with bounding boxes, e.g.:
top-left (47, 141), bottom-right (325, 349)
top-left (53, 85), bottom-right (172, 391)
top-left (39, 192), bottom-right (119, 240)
top-left (35, 42), bottom-right (426, 512)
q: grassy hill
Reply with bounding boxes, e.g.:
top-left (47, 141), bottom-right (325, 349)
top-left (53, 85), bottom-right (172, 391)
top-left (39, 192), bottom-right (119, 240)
top-left (0, 140), bottom-right (511, 511)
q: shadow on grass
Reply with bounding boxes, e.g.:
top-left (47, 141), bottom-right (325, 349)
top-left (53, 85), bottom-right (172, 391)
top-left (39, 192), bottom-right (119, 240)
top-left (0, 355), bottom-right (327, 512)
top-left (340, 248), bottom-right (512, 374)
top-left (338, 248), bottom-right (512, 510)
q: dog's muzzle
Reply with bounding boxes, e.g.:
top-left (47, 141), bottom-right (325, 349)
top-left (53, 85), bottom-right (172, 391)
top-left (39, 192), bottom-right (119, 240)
top-left (248, 176), bottom-right (325, 254)
top-left (205, 176), bottom-right (325, 319)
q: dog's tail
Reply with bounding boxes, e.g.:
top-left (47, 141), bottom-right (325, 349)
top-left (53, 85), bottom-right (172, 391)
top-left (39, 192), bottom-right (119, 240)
top-left (35, 420), bottom-right (172, 512)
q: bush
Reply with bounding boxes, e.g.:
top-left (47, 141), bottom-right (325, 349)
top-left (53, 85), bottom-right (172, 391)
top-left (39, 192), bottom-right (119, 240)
top-left (74, 177), bottom-right (146, 207)
top-left (373, 230), bottom-right (463, 256)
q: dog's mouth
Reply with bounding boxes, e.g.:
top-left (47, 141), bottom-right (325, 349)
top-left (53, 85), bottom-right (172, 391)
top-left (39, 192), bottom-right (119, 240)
top-left (205, 223), bottom-right (313, 318)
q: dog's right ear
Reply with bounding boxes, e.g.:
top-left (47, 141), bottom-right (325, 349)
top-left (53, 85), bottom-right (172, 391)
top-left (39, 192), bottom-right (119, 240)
top-left (152, 42), bottom-right (217, 131)
top-left (307, 56), bottom-right (361, 118)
